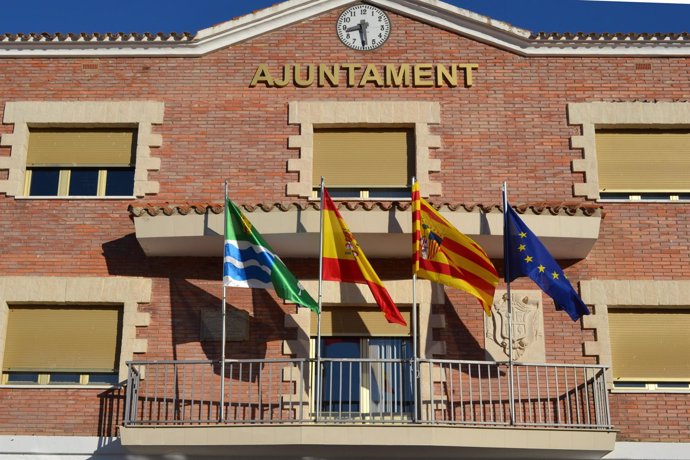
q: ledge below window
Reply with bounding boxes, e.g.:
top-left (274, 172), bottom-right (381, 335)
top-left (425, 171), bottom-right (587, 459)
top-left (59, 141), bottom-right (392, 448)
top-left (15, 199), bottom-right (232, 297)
top-left (130, 202), bottom-right (602, 259)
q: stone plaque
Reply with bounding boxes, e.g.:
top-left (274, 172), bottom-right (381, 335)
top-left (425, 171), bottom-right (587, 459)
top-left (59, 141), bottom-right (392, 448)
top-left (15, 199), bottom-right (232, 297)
top-left (200, 309), bottom-right (250, 342)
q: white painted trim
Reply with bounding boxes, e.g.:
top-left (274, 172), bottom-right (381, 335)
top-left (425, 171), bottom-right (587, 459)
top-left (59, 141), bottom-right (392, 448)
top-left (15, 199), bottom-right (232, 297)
top-left (0, 0), bottom-right (689, 57)
top-left (604, 442), bottom-right (690, 459)
top-left (0, 435), bottom-right (126, 458)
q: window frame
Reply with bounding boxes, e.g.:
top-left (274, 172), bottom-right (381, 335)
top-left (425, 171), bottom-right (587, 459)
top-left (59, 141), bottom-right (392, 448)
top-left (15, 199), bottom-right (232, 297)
top-left (311, 127), bottom-right (415, 199)
top-left (25, 166), bottom-right (136, 198)
top-left (2, 304), bottom-right (124, 385)
top-left (607, 306), bottom-right (690, 389)
top-left (312, 336), bottom-right (415, 418)
top-left (23, 126), bottom-right (138, 198)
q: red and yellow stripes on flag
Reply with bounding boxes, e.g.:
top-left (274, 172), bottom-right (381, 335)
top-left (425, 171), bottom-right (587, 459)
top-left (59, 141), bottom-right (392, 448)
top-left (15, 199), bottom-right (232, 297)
top-left (412, 181), bottom-right (499, 315)
top-left (322, 188), bottom-right (407, 326)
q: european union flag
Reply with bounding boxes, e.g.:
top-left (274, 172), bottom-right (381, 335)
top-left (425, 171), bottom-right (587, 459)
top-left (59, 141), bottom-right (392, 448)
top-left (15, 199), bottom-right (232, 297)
top-left (504, 204), bottom-right (590, 321)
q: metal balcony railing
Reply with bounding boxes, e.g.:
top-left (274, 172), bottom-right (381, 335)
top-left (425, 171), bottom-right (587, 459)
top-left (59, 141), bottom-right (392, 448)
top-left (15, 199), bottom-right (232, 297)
top-left (124, 358), bottom-right (611, 430)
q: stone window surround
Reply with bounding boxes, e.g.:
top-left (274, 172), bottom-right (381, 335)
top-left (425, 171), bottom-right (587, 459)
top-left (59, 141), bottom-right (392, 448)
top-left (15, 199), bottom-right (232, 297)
top-left (287, 100), bottom-right (442, 198)
top-left (0, 276), bottom-right (152, 384)
top-left (1, 101), bottom-right (164, 198)
top-left (568, 101), bottom-right (690, 200)
top-left (580, 279), bottom-right (690, 389)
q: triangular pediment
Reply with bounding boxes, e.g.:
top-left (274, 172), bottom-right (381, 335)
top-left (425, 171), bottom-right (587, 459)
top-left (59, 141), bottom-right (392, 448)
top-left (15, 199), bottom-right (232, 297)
top-left (193, 0), bottom-right (533, 55)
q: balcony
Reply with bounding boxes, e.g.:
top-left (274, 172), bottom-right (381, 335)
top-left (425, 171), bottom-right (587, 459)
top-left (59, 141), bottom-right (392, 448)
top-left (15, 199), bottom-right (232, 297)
top-left (120, 358), bottom-right (616, 459)
top-left (130, 202), bottom-right (603, 259)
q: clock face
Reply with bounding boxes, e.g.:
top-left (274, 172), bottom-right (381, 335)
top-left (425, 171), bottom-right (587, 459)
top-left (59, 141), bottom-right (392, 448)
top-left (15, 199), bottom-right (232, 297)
top-left (336, 5), bottom-right (391, 51)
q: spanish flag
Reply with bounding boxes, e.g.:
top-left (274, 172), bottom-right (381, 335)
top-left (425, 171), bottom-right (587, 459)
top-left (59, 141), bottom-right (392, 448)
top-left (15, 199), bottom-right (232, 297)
top-left (322, 188), bottom-right (406, 326)
top-left (412, 181), bottom-right (499, 315)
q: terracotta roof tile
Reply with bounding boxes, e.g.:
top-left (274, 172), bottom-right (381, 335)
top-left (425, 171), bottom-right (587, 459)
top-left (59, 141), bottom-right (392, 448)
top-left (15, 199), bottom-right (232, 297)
top-left (530, 31), bottom-right (690, 43)
top-left (128, 201), bottom-right (604, 218)
top-left (0, 31), bottom-right (194, 43)
top-left (2, 29), bottom-right (688, 46)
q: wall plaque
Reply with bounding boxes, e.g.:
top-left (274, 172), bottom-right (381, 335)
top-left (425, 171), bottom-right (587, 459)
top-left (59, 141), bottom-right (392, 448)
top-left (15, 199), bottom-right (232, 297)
top-left (200, 309), bottom-right (250, 342)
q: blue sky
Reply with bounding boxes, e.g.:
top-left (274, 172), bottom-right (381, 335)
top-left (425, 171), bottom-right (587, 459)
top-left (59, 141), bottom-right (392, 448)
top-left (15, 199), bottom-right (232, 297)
top-left (0, 1), bottom-right (689, 34)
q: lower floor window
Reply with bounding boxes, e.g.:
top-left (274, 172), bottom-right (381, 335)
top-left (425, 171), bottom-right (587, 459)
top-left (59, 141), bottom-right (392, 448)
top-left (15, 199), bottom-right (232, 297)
top-left (26, 167), bottom-right (135, 197)
top-left (1, 305), bottom-right (122, 386)
top-left (609, 307), bottom-right (690, 390)
top-left (319, 337), bottom-right (413, 416)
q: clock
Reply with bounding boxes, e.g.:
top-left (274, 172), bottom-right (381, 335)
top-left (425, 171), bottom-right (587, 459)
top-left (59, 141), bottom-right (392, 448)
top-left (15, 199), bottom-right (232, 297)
top-left (336, 4), bottom-right (391, 51)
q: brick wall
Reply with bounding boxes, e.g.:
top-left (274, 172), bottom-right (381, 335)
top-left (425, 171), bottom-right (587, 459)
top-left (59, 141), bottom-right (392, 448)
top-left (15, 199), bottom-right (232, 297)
top-left (0, 8), bottom-right (688, 439)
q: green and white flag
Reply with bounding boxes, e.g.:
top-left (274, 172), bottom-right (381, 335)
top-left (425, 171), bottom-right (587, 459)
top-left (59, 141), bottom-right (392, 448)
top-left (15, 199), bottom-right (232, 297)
top-left (223, 199), bottom-right (318, 312)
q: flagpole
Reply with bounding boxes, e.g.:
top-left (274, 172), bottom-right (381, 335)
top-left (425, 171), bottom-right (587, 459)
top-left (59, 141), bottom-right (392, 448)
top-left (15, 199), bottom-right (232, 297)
top-left (411, 178), bottom-right (419, 423)
top-left (502, 181), bottom-right (515, 425)
top-left (315, 177), bottom-right (325, 422)
top-left (220, 180), bottom-right (228, 422)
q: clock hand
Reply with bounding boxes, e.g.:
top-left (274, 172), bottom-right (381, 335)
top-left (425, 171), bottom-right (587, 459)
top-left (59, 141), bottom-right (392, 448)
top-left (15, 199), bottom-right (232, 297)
top-left (359, 19), bottom-right (369, 46)
top-left (345, 24), bottom-right (361, 33)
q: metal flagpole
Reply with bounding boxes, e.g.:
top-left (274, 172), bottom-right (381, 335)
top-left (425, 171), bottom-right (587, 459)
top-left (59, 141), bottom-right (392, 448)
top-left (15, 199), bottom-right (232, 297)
top-left (502, 181), bottom-right (516, 425)
top-left (220, 180), bottom-right (228, 422)
top-left (315, 177), bottom-right (325, 422)
top-left (411, 178), bottom-right (419, 422)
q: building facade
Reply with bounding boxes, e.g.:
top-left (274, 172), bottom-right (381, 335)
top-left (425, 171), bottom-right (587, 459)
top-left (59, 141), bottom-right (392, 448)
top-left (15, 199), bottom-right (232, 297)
top-left (0, 1), bottom-right (689, 458)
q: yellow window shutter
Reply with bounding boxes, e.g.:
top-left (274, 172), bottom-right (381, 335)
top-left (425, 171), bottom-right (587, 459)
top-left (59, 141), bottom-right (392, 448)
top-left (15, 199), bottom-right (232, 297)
top-left (313, 129), bottom-right (413, 188)
top-left (311, 306), bottom-right (411, 337)
top-left (608, 308), bottom-right (690, 381)
top-left (27, 128), bottom-right (136, 167)
top-left (3, 306), bottom-right (122, 373)
top-left (595, 130), bottom-right (690, 192)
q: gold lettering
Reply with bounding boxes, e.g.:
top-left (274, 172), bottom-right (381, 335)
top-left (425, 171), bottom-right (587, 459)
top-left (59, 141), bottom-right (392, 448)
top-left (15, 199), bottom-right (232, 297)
top-left (294, 64), bottom-right (315, 87)
top-left (250, 63), bottom-right (478, 89)
top-left (436, 64), bottom-right (458, 87)
top-left (359, 64), bottom-right (384, 87)
top-left (384, 64), bottom-right (410, 87)
top-left (457, 63), bottom-right (479, 87)
top-left (274, 64), bottom-right (291, 88)
top-left (413, 64), bottom-right (434, 87)
top-left (318, 64), bottom-right (340, 87)
top-left (249, 64), bottom-right (274, 87)
top-left (341, 63), bottom-right (362, 87)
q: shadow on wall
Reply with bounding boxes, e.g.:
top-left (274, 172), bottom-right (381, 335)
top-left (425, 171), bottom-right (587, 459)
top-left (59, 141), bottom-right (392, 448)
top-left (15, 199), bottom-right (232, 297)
top-left (97, 386), bottom-right (126, 438)
top-left (102, 233), bottom-right (295, 366)
top-left (439, 292), bottom-right (486, 360)
top-left (168, 276), bottom-right (293, 366)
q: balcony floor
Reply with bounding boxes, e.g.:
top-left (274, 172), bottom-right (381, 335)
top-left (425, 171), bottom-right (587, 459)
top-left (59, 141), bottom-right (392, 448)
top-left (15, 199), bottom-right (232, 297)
top-left (120, 424), bottom-right (617, 459)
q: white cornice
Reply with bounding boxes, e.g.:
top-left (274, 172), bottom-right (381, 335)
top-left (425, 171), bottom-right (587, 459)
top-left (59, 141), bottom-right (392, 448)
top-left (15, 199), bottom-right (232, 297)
top-left (0, 0), bottom-right (689, 57)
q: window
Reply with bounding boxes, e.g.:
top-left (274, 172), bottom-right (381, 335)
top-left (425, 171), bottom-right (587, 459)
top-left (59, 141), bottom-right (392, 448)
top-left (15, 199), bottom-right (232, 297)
top-left (312, 128), bottom-right (414, 199)
top-left (595, 129), bottom-right (690, 201)
top-left (608, 308), bottom-right (690, 390)
top-left (319, 337), bottom-right (414, 417)
top-left (24, 128), bottom-right (136, 197)
top-left (1, 305), bottom-right (122, 386)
